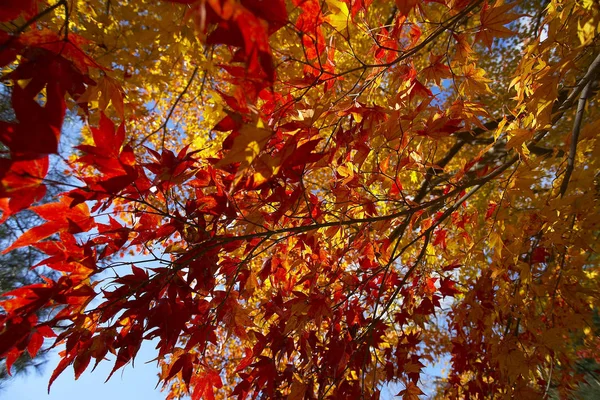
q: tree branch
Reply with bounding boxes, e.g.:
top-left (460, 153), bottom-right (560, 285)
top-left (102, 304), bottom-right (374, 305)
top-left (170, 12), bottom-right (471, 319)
top-left (559, 80), bottom-right (594, 196)
top-left (555, 52), bottom-right (600, 114)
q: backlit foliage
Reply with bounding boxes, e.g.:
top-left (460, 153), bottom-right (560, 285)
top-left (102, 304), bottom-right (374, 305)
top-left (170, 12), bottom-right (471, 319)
top-left (1, 0), bottom-right (599, 398)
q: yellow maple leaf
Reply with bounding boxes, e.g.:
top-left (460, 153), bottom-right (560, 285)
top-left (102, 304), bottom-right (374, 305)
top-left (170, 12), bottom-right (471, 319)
top-left (215, 124), bottom-right (272, 185)
top-left (325, 0), bottom-right (350, 32)
top-left (476, 1), bottom-right (521, 48)
top-left (398, 382), bottom-right (424, 400)
top-left (459, 64), bottom-right (493, 95)
top-left (288, 380), bottom-right (307, 400)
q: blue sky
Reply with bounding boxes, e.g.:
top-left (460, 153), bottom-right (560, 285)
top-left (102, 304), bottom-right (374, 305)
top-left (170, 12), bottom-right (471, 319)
top-left (2, 341), bottom-right (166, 400)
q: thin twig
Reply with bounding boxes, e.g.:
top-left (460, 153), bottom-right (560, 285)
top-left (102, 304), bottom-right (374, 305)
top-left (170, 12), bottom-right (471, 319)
top-left (63, 0), bottom-right (70, 40)
top-left (0, 0), bottom-right (67, 53)
top-left (138, 66), bottom-right (199, 147)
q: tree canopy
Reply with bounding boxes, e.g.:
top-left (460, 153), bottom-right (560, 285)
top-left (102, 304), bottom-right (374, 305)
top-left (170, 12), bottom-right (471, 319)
top-left (1, 0), bottom-right (599, 398)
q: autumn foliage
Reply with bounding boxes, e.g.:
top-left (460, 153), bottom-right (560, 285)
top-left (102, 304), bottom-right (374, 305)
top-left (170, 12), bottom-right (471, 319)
top-left (0, 0), bottom-right (599, 398)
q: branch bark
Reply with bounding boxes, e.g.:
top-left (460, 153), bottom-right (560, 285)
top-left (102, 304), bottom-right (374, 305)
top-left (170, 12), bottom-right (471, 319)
top-left (559, 80), bottom-right (594, 196)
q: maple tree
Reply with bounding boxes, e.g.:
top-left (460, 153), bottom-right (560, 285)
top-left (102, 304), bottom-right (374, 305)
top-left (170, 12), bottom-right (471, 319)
top-left (1, 0), bottom-right (599, 398)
